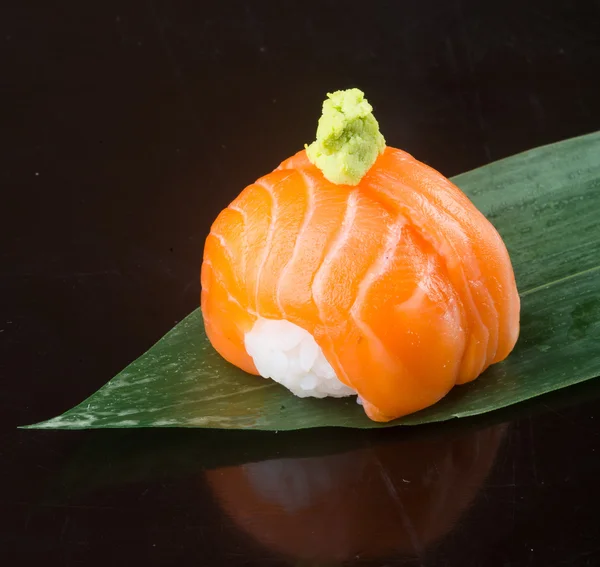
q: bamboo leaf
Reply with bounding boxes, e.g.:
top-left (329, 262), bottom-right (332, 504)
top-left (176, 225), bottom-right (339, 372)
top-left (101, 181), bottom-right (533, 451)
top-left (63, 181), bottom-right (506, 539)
top-left (23, 131), bottom-right (600, 430)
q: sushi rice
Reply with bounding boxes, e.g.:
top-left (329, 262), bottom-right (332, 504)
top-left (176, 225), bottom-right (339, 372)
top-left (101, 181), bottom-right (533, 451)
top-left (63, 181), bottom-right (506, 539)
top-left (244, 318), bottom-right (356, 399)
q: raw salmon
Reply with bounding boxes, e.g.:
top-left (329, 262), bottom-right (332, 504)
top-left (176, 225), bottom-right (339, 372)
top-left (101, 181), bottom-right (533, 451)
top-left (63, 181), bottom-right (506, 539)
top-left (201, 147), bottom-right (520, 422)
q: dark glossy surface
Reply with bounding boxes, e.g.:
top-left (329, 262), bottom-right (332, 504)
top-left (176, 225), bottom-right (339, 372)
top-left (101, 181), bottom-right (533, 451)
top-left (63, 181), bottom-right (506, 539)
top-left (2, 1), bottom-right (600, 565)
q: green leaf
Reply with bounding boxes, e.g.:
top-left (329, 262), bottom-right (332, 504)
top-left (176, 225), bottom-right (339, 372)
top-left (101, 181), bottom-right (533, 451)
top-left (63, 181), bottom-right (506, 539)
top-left (22, 131), bottom-right (600, 430)
top-left (43, 378), bottom-right (600, 499)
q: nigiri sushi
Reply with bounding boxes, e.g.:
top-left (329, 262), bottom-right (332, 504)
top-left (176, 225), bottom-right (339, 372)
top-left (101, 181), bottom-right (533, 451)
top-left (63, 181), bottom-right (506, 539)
top-left (201, 88), bottom-right (520, 422)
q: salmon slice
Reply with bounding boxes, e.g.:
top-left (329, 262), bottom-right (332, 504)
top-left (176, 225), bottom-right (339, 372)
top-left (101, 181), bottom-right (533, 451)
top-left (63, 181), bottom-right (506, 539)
top-left (201, 148), bottom-right (520, 422)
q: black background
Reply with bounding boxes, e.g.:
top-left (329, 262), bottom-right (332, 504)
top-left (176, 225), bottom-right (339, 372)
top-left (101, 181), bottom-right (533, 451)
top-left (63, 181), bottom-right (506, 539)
top-left (2, 1), bottom-right (600, 565)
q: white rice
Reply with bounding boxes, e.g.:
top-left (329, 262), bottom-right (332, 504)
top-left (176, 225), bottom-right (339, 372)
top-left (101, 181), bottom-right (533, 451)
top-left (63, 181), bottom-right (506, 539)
top-left (244, 318), bottom-right (356, 399)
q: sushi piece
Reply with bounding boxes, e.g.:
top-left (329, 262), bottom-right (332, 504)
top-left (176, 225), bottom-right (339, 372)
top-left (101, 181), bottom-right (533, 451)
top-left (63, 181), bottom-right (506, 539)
top-left (201, 88), bottom-right (520, 422)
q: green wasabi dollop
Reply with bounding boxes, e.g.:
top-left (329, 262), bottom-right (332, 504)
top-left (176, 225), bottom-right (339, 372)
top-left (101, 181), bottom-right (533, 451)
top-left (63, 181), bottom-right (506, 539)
top-left (305, 88), bottom-right (386, 186)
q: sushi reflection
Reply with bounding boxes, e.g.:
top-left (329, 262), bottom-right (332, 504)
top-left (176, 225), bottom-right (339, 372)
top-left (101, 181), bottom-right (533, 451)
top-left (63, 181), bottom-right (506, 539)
top-left (206, 424), bottom-right (506, 563)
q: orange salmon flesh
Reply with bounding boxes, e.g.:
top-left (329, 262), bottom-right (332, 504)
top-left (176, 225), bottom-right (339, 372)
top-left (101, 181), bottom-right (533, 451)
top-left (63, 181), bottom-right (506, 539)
top-left (201, 148), bottom-right (520, 422)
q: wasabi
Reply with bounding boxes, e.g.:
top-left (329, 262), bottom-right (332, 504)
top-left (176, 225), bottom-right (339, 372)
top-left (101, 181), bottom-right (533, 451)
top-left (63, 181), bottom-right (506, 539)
top-left (305, 88), bottom-right (386, 186)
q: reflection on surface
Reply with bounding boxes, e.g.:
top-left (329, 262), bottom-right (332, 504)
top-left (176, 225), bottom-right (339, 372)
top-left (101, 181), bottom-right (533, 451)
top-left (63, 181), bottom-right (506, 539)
top-left (207, 425), bottom-right (506, 563)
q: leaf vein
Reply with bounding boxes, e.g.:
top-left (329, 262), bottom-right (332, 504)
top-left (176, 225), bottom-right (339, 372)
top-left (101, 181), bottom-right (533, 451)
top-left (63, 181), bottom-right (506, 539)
top-left (520, 264), bottom-right (600, 297)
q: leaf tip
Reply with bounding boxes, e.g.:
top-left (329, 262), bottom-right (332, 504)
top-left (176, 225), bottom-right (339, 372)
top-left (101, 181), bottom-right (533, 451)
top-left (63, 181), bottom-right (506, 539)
top-left (17, 414), bottom-right (88, 431)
